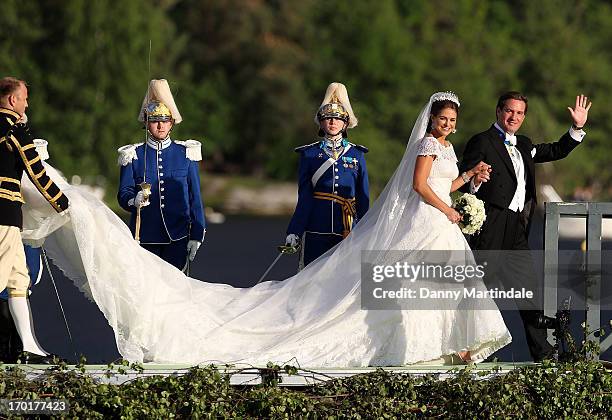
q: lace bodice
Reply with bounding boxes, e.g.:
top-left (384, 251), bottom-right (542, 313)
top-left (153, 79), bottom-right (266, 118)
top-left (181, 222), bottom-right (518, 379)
top-left (416, 136), bottom-right (459, 205)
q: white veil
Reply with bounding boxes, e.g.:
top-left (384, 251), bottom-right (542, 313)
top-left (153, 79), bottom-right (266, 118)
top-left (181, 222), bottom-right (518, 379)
top-left (19, 92), bottom-right (510, 365)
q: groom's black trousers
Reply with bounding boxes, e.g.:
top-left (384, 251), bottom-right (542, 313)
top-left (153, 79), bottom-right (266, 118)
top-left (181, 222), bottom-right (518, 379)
top-left (471, 205), bottom-right (554, 361)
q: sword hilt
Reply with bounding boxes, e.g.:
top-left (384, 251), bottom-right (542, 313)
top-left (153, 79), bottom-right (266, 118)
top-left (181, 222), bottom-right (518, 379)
top-left (278, 245), bottom-right (299, 255)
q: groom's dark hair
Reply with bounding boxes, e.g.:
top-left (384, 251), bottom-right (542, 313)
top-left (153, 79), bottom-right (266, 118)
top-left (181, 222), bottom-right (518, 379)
top-left (497, 91), bottom-right (528, 114)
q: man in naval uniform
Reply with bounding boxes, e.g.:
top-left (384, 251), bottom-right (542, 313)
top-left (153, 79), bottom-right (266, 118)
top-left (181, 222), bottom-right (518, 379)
top-left (0, 138), bottom-right (47, 363)
top-left (118, 79), bottom-right (205, 270)
top-left (286, 82), bottom-right (369, 269)
top-left (0, 76), bottom-right (70, 363)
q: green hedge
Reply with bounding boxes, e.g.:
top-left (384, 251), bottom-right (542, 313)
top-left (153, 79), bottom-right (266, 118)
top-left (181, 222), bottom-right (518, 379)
top-left (1, 358), bottom-right (610, 419)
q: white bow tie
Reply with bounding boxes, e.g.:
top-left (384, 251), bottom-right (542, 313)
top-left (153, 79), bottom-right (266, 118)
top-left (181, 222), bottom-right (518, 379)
top-left (504, 133), bottom-right (517, 147)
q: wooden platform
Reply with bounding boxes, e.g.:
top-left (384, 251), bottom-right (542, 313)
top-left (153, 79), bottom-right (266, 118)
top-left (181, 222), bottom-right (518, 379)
top-left (2, 362), bottom-right (534, 387)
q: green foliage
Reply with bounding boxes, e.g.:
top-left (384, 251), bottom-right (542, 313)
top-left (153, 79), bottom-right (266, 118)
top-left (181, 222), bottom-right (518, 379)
top-left (1, 359), bottom-right (610, 418)
top-left (1, 0), bottom-right (610, 200)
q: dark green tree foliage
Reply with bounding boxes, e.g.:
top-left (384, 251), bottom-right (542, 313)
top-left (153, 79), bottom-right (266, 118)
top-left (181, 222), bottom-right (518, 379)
top-left (172, 0), bottom-right (314, 178)
top-left (1, 0), bottom-right (609, 199)
top-left (1, 0), bottom-right (178, 186)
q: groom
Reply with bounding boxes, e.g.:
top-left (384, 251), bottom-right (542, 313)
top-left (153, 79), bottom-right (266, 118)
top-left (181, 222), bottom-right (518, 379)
top-left (460, 92), bottom-right (592, 361)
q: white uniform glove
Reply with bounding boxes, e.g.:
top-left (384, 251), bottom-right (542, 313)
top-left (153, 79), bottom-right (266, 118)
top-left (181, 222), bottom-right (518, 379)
top-left (132, 190), bottom-right (150, 208)
top-left (187, 240), bottom-right (201, 261)
top-left (285, 234), bottom-right (300, 247)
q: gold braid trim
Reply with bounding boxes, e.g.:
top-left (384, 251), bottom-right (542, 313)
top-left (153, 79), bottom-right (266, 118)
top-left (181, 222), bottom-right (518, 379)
top-left (0, 190), bottom-right (25, 203)
top-left (28, 155), bottom-right (41, 166)
top-left (34, 169), bottom-right (46, 179)
top-left (313, 192), bottom-right (357, 238)
top-left (0, 176), bottom-right (20, 185)
top-left (50, 191), bottom-right (63, 202)
top-left (8, 134), bottom-right (63, 212)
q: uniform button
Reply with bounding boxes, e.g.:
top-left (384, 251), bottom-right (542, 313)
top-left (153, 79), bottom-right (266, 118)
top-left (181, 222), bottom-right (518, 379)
top-left (161, 204), bottom-right (165, 208)
top-left (160, 172), bottom-right (164, 176)
top-left (334, 162), bottom-right (337, 165)
top-left (335, 184), bottom-right (339, 187)
top-left (158, 158), bottom-right (162, 162)
top-left (158, 165), bottom-right (163, 169)
top-left (335, 176), bottom-right (339, 179)
top-left (161, 188), bottom-right (165, 191)
top-left (160, 180), bottom-right (164, 184)
top-left (335, 169), bottom-right (338, 172)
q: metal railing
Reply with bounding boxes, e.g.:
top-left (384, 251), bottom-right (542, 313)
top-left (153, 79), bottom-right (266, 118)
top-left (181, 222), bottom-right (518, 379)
top-left (544, 202), bottom-right (612, 355)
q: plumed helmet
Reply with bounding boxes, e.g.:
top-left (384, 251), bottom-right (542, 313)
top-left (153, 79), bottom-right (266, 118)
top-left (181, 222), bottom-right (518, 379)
top-left (314, 82), bottom-right (358, 129)
top-left (138, 79), bottom-right (182, 124)
top-left (144, 100), bottom-right (173, 122)
top-left (317, 100), bottom-right (350, 123)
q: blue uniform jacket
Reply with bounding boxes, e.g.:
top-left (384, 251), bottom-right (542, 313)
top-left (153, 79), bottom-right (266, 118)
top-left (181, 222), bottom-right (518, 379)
top-left (287, 139), bottom-right (369, 237)
top-left (118, 138), bottom-right (205, 244)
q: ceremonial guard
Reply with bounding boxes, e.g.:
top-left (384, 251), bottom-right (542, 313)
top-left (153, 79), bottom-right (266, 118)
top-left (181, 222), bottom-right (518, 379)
top-left (286, 82), bottom-right (369, 269)
top-left (0, 77), bottom-right (69, 363)
top-left (118, 79), bottom-right (205, 270)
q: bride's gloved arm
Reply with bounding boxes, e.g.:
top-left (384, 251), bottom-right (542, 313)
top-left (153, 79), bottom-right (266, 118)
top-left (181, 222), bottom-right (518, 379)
top-left (413, 155), bottom-right (459, 223)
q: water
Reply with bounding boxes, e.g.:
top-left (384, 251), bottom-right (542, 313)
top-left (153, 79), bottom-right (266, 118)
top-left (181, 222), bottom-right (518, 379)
top-left (30, 214), bottom-right (611, 364)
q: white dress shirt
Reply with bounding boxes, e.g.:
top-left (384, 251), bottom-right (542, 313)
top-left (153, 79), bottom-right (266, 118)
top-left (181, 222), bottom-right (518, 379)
top-left (470, 123), bottom-right (585, 212)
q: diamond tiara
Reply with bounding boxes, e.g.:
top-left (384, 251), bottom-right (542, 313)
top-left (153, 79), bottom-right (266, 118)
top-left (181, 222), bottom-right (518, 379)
top-left (430, 91), bottom-right (460, 107)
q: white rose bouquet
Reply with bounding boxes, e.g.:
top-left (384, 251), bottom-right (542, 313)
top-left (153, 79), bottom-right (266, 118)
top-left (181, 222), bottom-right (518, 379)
top-left (451, 192), bottom-right (486, 235)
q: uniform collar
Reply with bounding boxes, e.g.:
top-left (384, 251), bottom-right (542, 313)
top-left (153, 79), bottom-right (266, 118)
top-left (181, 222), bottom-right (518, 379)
top-left (321, 137), bottom-right (348, 150)
top-left (146, 136), bottom-right (172, 150)
top-left (0, 108), bottom-right (21, 123)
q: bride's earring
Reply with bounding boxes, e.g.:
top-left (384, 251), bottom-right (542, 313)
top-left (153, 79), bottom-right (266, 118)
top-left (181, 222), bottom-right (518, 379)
top-left (452, 129), bottom-right (457, 134)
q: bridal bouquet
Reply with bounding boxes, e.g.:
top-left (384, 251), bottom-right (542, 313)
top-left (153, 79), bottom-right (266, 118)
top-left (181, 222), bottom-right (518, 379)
top-left (451, 193), bottom-right (486, 235)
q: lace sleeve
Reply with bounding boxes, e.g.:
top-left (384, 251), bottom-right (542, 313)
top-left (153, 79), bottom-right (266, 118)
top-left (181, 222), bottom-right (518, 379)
top-left (416, 137), bottom-right (439, 157)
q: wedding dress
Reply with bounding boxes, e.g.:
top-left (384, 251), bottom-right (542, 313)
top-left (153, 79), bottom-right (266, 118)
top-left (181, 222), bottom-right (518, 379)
top-left (21, 93), bottom-right (510, 366)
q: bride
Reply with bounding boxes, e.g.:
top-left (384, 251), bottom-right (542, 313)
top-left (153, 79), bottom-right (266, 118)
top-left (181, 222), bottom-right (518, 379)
top-left (22, 91), bottom-right (510, 366)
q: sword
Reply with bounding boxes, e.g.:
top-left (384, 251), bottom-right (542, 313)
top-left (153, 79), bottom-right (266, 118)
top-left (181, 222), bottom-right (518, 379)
top-left (134, 182), bottom-right (151, 243)
top-left (184, 257), bottom-right (190, 277)
top-left (135, 41), bottom-right (152, 243)
top-left (255, 245), bottom-right (299, 286)
top-left (41, 247), bottom-right (78, 361)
